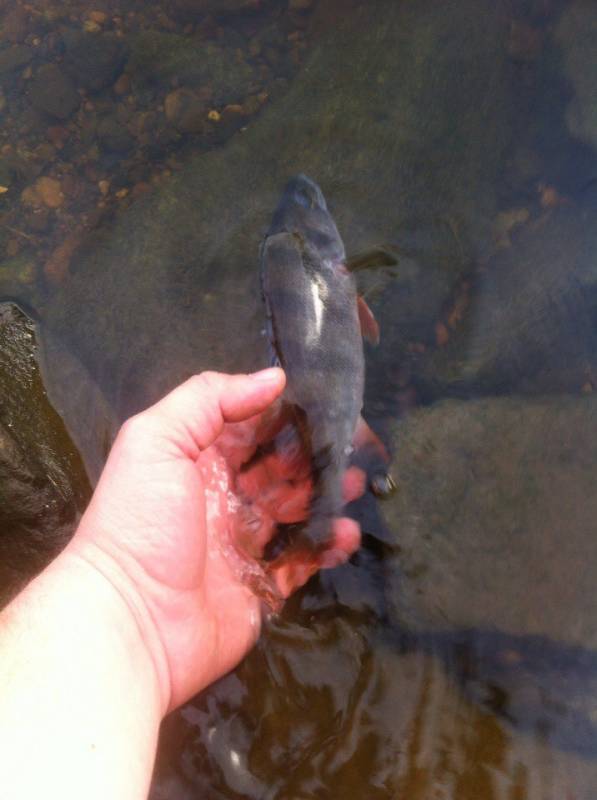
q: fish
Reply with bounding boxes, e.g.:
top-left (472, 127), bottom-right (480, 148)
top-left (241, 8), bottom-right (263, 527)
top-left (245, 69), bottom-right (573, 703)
top-left (260, 174), bottom-right (392, 555)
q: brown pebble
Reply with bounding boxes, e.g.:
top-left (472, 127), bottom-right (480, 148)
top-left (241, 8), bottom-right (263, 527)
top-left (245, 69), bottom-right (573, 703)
top-left (6, 239), bottom-right (21, 257)
top-left (35, 176), bottom-right (64, 209)
top-left (21, 186), bottom-right (39, 207)
top-left (223, 104), bottom-right (244, 115)
top-left (581, 382), bottom-right (593, 395)
top-left (83, 20), bottom-right (101, 33)
top-left (3, 7), bottom-right (29, 43)
top-left (407, 342), bottom-right (426, 354)
top-left (207, 109), bottom-right (221, 121)
top-left (44, 232), bottom-right (84, 285)
top-left (164, 88), bottom-right (206, 133)
top-left (112, 72), bottom-right (131, 96)
top-left (435, 321), bottom-right (449, 347)
top-left (115, 187), bottom-right (129, 199)
top-left (539, 184), bottom-right (560, 209)
top-left (243, 95), bottom-right (261, 115)
top-left (46, 126), bottom-right (70, 149)
top-left (88, 10), bottom-right (108, 24)
top-left (98, 179), bottom-right (110, 195)
top-left (446, 292), bottom-right (470, 329)
top-left (131, 181), bottom-right (151, 199)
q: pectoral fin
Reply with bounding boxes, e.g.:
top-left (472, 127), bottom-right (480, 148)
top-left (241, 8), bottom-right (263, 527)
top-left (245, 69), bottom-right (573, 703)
top-left (351, 415), bottom-right (396, 498)
top-left (345, 244), bottom-right (399, 273)
top-left (357, 295), bottom-right (380, 345)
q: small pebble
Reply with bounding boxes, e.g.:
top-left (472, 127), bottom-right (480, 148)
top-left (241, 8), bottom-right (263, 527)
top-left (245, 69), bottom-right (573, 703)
top-left (131, 181), bottom-right (151, 198)
top-left (83, 20), bottom-right (101, 33)
top-left (539, 184), bottom-right (560, 209)
top-left (113, 73), bottom-right (131, 96)
top-left (88, 10), bottom-right (108, 24)
top-left (6, 239), bottom-right (20, 257)
top-left (35, 176), bottom-right (64, 209)
top-left (435, 322), bottom-right (449, 347)
top-left (98, 180), bottom-right (110, 195)
top-left (207, 109), bottom-right (221, 121)
top-left (115, 187), bottom-right (129, 199)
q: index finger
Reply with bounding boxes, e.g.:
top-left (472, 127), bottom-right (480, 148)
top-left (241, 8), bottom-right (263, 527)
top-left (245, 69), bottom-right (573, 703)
top-left (143, 368), bottom-right (286, 460)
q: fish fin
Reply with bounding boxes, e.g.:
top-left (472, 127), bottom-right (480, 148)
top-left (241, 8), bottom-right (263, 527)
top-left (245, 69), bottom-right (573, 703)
top-left (345, 244), bottom-right (399, 273)
top-left (351, 415), bottom-right (396, 498)
top-left (357, 295), bottom-right (380, 345)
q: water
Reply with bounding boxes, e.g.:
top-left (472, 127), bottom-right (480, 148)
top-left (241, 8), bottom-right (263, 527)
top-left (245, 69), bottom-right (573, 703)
top-left (2, 0), bottom-right (597, 797)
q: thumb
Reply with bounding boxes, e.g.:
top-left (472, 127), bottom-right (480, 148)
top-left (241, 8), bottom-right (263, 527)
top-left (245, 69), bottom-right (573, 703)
top-left (144, 368), bottom-right (286, 458)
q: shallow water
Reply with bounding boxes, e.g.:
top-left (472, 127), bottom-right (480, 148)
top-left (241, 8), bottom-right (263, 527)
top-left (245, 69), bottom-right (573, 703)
top-left (2, 0), bottom-right (597, 797)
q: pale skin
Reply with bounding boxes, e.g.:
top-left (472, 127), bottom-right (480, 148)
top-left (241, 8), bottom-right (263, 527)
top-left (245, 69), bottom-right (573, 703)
top-left (0, 368), bottom-right (362, 800)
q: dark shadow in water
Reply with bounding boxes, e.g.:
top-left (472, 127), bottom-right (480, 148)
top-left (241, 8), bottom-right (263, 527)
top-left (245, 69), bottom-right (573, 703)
top-left (379, 623), bottom-right (597, 760)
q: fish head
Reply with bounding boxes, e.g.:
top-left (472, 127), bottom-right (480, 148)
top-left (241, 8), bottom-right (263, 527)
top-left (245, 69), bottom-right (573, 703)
top-left (268, 174), bottom-right (346, 263)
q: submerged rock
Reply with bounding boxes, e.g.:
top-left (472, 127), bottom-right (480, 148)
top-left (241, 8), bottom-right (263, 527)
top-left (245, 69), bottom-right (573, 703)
top-left (0, 44), bottom-right (32, 78)
top-left (555, 1), bottom-right (597, 151)
top-left (382, 395), bottom-right (597, 647)
top-left (415, 205), bottom-right (597, 399)
top-left (0, 303), bottom-right (90, 607)
top-left (62, 30), bottom-right (128, 92)
top-left (28, 63), bottom-right (80, 120)
top-left (96, 115), bottom-right (134, 153)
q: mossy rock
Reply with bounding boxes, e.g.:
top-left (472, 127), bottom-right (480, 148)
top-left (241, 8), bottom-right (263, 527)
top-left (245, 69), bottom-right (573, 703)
top-left (0, 303), bottom-right (90, 606)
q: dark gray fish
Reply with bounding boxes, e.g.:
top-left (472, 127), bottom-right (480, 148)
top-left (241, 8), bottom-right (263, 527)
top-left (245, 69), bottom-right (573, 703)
top-left (260, 174), bottom-right (385, 553)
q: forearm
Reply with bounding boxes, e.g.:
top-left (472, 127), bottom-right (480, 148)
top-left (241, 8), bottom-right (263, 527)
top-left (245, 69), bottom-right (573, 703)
top-left (0, 542), bottom-right (166, 800)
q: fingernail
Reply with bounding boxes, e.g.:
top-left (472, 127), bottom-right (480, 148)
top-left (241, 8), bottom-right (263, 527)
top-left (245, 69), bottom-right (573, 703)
top-left (250, 367), bottom-right (282, 383)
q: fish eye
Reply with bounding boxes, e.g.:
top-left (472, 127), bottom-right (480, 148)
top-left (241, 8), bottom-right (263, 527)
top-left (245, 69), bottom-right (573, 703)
top-left (294, 187), bottom-right (314, 208)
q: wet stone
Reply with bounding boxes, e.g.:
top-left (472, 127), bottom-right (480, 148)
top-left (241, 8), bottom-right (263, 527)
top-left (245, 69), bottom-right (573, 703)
top-left (382, 395), bottom-right (597, 649)
top-left (62, 30), bottom-right (128, 92)
top-left (2, 7), bottom-right (29, 43)
top-left (28, 63), bottom-right (80, 120)
top-left (555, 0), bottom-right (597, 151)
top-left (0, 44), bottom-right (33, 77)
top-left (96, 115), bottom-right (134, 153)
top-left (415, 206), bottom-right (597, 399)
top-left (0, 303), bottom-right (90, 607)
top-left (164, 87), bottom-right (206, 133)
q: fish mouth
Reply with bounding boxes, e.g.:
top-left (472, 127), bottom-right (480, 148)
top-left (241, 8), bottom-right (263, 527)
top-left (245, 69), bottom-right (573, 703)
top-left (283, 173), bottom-right (328, 212)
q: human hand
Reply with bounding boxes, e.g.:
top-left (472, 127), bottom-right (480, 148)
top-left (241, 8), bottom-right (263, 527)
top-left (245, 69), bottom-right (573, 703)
top-left (68, 369), bottom-right (362, 712)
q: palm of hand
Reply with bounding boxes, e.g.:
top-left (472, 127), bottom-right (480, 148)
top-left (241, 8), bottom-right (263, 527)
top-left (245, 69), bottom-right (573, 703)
top-left (74, 372), bottom-right (361, 709)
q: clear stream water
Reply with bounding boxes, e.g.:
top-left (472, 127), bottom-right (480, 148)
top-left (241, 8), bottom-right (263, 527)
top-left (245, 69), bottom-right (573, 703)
top-left (2, 0), bottom-right (597, 797)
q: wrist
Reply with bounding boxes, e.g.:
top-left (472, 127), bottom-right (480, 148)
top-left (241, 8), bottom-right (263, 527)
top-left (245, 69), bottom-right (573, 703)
top-left (63, 533), bottom-right (173, 717)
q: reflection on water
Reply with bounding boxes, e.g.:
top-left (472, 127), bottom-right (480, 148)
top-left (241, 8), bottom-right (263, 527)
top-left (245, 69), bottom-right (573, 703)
top-left (2, 0), bottom-right (597, 797)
